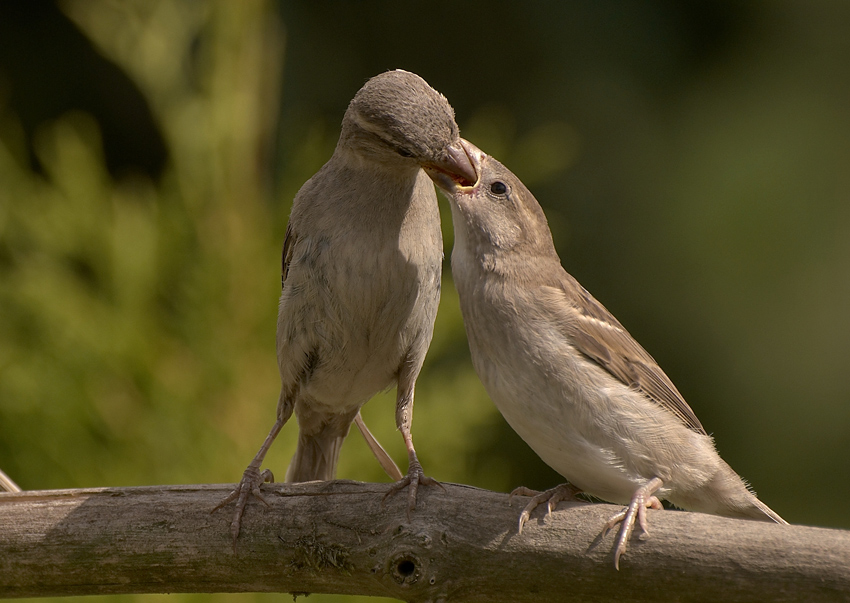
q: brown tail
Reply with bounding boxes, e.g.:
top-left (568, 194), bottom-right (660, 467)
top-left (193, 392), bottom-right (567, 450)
top-left (284, 411), bottom-right (402, 483)
top-left (672, 459), bottom-right (788, 525)
top-left (285, 424), bottom-right (349, 483)
top-left (750, 496), bottom-right (789, 525)
top-left (700, 460), bottom-right (789, 525)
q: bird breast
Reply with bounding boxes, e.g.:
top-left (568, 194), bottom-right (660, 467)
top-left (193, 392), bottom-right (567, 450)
top-left (456, 275), bottom-right (722, 504)
top-left (277, 168), bottom-right (442, 413)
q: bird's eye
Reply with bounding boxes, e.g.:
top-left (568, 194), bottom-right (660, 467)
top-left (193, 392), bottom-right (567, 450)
top-left (490, 181), bottom-right (507, 195)
top-left (396, 147), bottom-right (414, 158)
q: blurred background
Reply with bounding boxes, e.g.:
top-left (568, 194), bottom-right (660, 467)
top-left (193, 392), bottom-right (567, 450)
top-left (1, 1), bottom-right (849, 601)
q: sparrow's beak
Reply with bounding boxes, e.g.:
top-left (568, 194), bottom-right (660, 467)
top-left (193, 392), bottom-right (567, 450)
top-left (423, 138), bottom-right (482, 192)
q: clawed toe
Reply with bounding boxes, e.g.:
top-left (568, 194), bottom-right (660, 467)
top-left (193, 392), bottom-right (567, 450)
top-left (212, 467), bottom-right (275, 549)
top-left (605, 477), bottom-right (664, 570)
top-left (602, 509), bottom-right (627, 537)
top-left (383, 461), bottom-right (442, 520)
top-left (512, 483), bottom-right (581, 534)
top-left (509, 486), bottom-right (542, 501)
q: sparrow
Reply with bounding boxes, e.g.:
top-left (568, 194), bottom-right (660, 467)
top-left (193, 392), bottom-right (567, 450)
top-left (426, 139), bottom-right (787, 569)
top-left (214, 70), bottom-right (476, 545)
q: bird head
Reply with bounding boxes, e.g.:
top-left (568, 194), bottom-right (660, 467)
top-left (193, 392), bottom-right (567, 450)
top-left (426, 139), bottom-right (557, 260)
top-left (341, 70), bottom-right (477, 185)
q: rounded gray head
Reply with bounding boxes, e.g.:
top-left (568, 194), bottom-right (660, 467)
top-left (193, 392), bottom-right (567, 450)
top-left (341, 70), bottom-right (477, 184)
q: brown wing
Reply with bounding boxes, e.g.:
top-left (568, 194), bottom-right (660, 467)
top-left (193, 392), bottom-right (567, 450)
top-left (281, 221), bottom-right (296, 289)
top-left (546, 276), bottom-right (707, 435)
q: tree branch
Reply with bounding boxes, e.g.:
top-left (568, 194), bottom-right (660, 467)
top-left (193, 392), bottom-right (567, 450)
top-left (1, 482), bottom-right (847, 602)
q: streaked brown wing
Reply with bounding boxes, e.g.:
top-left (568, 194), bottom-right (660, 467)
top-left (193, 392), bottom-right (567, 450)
top-left (545, 277), bottom-right (706, 435)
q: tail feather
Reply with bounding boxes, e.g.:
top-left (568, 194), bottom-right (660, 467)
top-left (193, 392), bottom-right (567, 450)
top-left (285, 428), bottom-right (348, 483)
top-left (285, 411), bottom-right (402, 483)
top-left (672, 459), bottom-right (788, 524)
top-left (751, 497), bottom-right (788, 525)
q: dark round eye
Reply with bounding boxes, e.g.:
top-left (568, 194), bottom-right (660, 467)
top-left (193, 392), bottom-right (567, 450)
top-left (396, 147), bottom-right (414, 158)
top-left (490, 181), bottom-right (507, 195)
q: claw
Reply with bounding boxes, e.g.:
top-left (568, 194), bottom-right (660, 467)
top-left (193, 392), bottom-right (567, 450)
top-left (383, 458), bottom-right (443, 520)
top-left (212, 466), bottom-right (275, 551)
top-left (604, 477), bottom-right (664, 570)
top-left (511, 483), bottom-right (580, 534)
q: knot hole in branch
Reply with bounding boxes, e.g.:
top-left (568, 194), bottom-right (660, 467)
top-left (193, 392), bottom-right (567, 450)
top-left (390, 552), bottom-right (421, 585)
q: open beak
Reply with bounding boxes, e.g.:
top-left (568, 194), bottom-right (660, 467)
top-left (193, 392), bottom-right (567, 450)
top-left (423, 138), bottom-right (482, 193)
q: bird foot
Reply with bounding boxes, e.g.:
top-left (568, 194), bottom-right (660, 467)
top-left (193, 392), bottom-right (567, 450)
top-left (602, 477), bottom-right (664, 570)
top-left (383, 458), bottom-right (444, 520)
top-left (510, 483), bottom-right (581, 534)
top-left (212, 466), bottom-right (275, 550)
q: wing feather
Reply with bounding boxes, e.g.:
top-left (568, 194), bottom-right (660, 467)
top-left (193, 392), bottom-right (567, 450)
top-left (544, 276), bottom-right (706, 434)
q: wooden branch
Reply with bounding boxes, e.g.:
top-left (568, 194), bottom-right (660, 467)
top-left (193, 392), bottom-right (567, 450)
top-left (1, 482), bottom-right (847, 602)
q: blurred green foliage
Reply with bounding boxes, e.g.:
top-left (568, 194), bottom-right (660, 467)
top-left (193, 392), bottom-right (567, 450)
top-left (1, 1), bottom-right (850, 602)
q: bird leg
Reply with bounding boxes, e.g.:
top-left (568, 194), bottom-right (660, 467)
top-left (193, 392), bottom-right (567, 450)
top-left (510, 483), bottom-right (582, 534)
top-left (603, 476), bottom-right (664, 570)
top-left (0, 468), bottom-right (21, 493)
top-left (212, 393), bottom-right (293, 550)
top-left (354, 411), bottom-right (403, 481)
top-left (383, 376), bottom-right (443, 518)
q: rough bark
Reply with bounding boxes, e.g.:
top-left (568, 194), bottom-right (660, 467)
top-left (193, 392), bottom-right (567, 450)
top-left (1, 481), bottom-right (847, 602)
